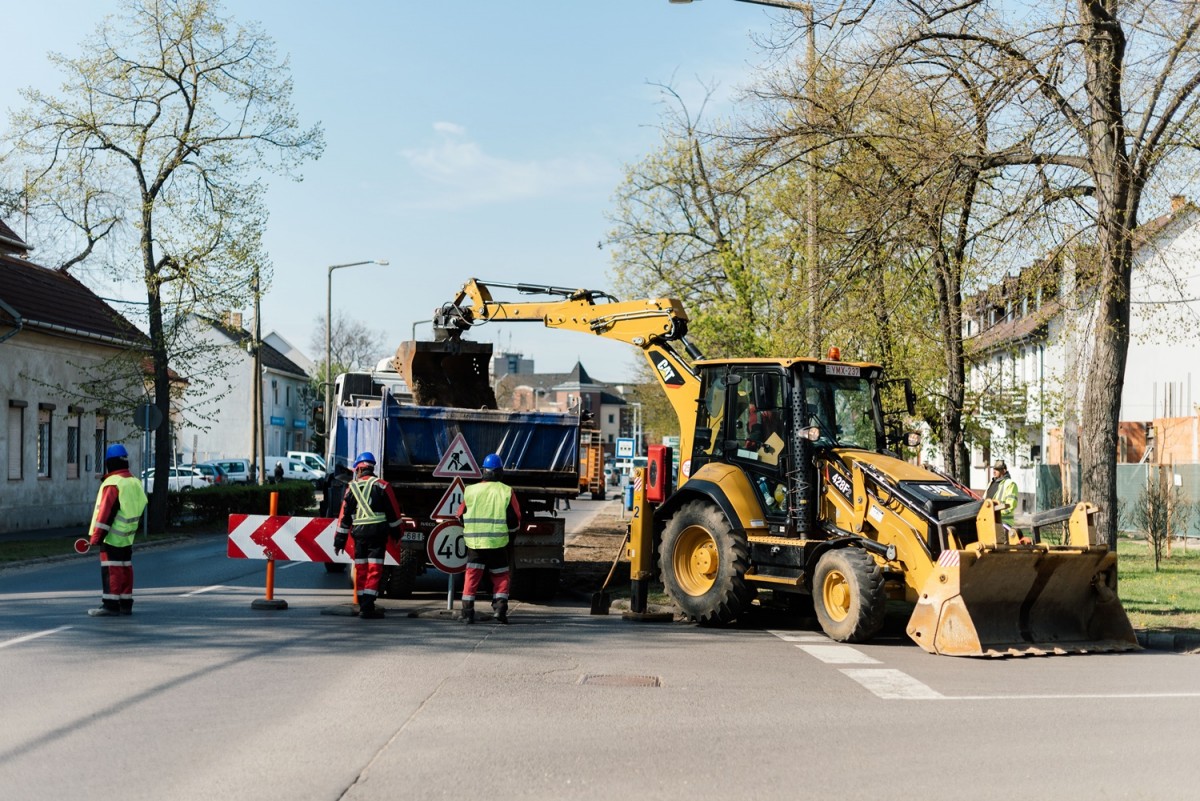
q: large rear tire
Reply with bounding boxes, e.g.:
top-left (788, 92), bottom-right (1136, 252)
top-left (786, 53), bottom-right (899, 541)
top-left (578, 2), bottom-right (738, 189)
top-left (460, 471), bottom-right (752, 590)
top-left (382, 549), bottom-right (423, 599)
top-left (659, 500), bottom-right (751, 626)
top-left (812, 548), bottom-right (886, 642)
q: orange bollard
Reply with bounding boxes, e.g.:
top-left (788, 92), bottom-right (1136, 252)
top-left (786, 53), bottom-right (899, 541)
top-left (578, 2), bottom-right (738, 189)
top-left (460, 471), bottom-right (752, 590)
top-left (250, 491), bottom-right (288, 610)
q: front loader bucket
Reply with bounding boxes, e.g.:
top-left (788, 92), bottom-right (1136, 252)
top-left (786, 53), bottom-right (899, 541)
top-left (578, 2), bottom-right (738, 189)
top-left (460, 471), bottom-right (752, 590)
top-left (906, 546), bottom-right (1139, 657)
top-left (396, 339), bottom-right (496, 409)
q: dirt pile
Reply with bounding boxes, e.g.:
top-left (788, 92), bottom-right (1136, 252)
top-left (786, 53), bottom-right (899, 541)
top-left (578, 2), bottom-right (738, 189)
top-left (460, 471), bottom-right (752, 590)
top-left (561, 508), bottom-right (630, 597)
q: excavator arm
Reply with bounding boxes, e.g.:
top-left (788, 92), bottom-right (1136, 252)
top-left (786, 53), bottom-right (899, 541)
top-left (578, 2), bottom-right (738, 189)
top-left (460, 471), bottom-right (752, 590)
top-left (406, 278), bottom-right (705, 463)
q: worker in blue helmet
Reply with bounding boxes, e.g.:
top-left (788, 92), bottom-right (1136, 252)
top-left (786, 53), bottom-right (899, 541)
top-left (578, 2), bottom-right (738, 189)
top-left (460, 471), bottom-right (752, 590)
top-left (85, 443), bottom-right (148, 617)
top-left (455, 453), bottom-right (521, 623)
top-left (334, 451), bottom-right (405, 618)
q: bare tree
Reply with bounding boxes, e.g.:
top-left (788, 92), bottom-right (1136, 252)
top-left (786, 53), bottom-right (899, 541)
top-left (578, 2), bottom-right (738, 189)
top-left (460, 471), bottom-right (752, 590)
top-left (308, 311), bottom-right (388, 374)
top-left (4, 0), bottom-right (323, 531)
top-left (830, 0), bottom-right (1200, 547)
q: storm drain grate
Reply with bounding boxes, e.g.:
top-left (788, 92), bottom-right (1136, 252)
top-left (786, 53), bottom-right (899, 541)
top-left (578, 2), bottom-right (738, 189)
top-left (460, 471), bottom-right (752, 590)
top-left (579, 674), bottom-right (661, 687)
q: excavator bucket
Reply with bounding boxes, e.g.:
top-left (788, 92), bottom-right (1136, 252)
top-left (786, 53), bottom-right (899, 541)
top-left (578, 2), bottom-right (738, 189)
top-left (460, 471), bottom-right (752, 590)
top-left (396, 339), bottom-right (497, 409)
top-left (907, 503), bottom-right (1139, 657)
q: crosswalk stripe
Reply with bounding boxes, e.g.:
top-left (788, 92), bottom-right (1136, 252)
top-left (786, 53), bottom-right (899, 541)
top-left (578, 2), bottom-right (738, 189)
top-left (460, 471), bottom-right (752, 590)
top-left (841, 668), bottom-right (945, 699)
top-left (796, 644), bottom-right (881, 664)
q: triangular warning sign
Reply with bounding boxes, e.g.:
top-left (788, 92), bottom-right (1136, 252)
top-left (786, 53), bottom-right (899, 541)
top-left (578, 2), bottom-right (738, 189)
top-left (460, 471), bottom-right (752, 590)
top-left (432, 432), bottom-right (481, 478)
top-left (431, 477), bottom-right (467, 521)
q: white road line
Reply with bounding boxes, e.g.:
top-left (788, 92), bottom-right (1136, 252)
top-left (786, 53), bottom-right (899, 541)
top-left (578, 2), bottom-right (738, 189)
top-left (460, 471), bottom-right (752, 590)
top-left (279, 561), bottom-right (305, 570)
top-left (0, 625), bottom-right (74, 649)
top-left (181, 585), bottom-right (224, 597)
top-left (767, 630), bottom-right (829, 642)
top-left (797, 644), bottom-right (881, 664)
top-left (842, 668), bottom-right (945, 699)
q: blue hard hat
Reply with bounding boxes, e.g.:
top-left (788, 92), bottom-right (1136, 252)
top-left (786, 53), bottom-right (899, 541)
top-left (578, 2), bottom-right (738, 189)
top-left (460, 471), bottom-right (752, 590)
top-left (105, 443), bottom-right (128, 460)
top-left (482, 453), bottom-right (502, 470)
top-left (354, 452), bottom-right (376, 467)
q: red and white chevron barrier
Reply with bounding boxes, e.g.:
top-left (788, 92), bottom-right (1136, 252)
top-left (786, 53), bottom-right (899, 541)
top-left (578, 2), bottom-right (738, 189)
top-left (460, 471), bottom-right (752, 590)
top-left (227, 514), bottom-right (416, 564)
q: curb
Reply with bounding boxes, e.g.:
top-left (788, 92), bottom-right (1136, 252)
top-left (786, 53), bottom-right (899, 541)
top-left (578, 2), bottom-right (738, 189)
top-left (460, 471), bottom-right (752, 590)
top-left (1135, 629), bottom-right (1200, 654)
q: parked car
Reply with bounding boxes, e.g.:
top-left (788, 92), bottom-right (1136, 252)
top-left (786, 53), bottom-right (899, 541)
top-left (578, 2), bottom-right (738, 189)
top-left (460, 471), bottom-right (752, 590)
top-left (207, 458), bottom-right (254, 485)
top-left (140, 466), bottom-right (206, 492)
top-left (267, 457), bottom-right (325, 487)
top-left (183, 462), bottom-right (227, 486)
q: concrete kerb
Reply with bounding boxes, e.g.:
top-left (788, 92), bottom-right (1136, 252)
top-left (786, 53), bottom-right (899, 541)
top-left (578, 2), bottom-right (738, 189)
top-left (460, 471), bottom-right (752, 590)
top-left (1135, 629), bottom-right (1200, 654)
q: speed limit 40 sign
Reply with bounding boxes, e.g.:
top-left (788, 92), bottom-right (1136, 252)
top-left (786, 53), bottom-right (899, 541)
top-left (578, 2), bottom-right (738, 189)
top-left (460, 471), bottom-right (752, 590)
top-left (426, 521), bottom-right (468, 574)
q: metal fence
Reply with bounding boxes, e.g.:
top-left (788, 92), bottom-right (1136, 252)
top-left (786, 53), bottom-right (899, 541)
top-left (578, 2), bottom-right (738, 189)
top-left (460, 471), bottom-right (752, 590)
top-left (1027, 464), bottom-right (1200, 539)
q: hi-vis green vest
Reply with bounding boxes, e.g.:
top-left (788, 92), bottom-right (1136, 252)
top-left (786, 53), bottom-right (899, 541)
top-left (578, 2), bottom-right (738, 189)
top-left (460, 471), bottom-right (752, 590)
top-left (348, 477), bottom-right (387, 525)
top-left (462, 481), bottom-right (513, 550)
top-left (90, 474), bottom-right (148, 547)
top-left (995, 477), bottom-right (1018, 526)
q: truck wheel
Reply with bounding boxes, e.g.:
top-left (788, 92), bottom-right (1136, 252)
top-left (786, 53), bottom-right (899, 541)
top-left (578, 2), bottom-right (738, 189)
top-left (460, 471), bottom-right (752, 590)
top-left (382, 550), bottom-right (423, 599)
top-left (512, 568), bottom-right (561, 602)
top-left (659, 500), bottom-right (750, 626)
top-left (812, 548), bottom-right (886, 642)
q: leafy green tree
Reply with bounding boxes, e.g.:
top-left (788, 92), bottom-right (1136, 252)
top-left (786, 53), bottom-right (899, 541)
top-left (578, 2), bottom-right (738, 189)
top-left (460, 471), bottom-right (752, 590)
top-left (3, 0), bottom-right (323, 531)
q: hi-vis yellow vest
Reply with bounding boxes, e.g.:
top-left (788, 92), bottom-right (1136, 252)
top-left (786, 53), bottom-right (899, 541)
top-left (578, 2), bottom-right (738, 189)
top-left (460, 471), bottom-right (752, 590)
top-left (348, 477), bottom-right (387, 525)
top-left (90, 474), bottom-right (148, 547)
top-left (462, 481), bottom-right (513, 549)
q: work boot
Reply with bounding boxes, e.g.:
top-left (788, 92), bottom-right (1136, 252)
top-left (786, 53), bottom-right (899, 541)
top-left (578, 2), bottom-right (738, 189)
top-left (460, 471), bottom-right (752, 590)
top-left (119, 601), bottom-right (133, 616)
top-left (359, 606), bottom-right (385, 620)
top-left (87, 606), bottom-right (120, 617)
top-left (493, 600), bottom-right (509, 625)
top-left (461, 600), bottom-right (475, 624)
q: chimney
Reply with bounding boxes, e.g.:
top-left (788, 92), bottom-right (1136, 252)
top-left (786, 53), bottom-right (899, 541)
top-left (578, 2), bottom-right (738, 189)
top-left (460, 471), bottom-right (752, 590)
top-left (1171, 195), bottom-right (1188, 213)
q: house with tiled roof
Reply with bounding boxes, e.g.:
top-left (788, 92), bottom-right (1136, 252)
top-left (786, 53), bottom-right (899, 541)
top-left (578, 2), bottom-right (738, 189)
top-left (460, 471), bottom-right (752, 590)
top-left (0, 222), bottom-right (150, 532)
top-left (963, 195), bottom-right (1200, 509)
top-left (496, 359), bottom-right (629, 458)
top-left (174, 312), bottom-right (315, 464)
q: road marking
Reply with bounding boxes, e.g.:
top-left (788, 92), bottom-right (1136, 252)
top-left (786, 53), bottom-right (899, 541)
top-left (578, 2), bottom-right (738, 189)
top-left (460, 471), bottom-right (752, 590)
top-left (841, 668), bottom-right (945, 699)
top-left (0, 625), bottom-right (73, 649)
top-left (767, 630), bottom-right (828, 642)
top-left (181, 585), bottom-right (224, 597)
top-left (280, 561), bottom-right (305, 570)
top-left (797, 644), bottom-right (881, 664)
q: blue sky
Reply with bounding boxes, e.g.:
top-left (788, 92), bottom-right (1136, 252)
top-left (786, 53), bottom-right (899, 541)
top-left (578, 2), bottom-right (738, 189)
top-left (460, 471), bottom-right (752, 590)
top-left (0, 0), bottom-right (785, 382)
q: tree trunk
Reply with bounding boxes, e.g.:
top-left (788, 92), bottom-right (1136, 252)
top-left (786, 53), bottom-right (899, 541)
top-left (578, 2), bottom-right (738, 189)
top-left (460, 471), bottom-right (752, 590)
top-left (1078, 0), bottom-right (1133, 550)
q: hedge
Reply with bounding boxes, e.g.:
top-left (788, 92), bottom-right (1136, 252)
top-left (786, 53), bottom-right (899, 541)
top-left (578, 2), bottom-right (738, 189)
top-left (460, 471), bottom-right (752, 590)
top-left (166, 480), bottom-right (319, 526)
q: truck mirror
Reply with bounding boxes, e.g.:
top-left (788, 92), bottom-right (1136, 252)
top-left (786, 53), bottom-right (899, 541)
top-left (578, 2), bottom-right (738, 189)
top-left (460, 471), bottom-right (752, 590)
top-left (694, 427), bottom-right (712, 449)
top-left (725, 373), bottom-right (742, 385)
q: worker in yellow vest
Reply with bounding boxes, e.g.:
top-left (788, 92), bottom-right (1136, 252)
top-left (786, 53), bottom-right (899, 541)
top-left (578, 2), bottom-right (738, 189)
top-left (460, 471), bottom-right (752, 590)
top-left (86, 443), bottom-right (148, 617)
top-left (455, 453), bottom-right (521, 624)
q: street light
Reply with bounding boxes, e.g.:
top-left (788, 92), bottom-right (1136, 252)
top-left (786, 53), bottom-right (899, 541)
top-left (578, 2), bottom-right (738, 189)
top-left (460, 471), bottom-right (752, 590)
top-left (669, 0), bottom-right (819, 354)
top-left (324, 260), bottom-right (389, 438)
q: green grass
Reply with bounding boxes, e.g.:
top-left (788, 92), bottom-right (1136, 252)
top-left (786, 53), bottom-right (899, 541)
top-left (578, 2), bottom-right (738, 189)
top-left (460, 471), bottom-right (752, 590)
top-left (1118, 538), bottom-right (1200, 631)
top-left (0, 537), bottom-right (83, 563)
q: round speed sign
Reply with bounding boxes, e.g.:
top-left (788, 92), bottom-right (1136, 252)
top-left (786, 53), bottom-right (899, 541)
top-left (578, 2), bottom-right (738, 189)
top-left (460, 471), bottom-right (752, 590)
top-left (426, 521), bottom-right (468, 574)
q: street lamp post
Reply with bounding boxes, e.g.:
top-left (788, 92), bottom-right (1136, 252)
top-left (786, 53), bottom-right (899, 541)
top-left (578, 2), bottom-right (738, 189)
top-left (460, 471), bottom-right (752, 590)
top-left (324, 260), bottom-right (389, 439)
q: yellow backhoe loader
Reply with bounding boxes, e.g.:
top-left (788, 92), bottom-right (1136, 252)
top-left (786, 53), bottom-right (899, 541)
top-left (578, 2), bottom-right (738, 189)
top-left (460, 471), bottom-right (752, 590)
top-left (407, 278), bottom-right (1137, 657)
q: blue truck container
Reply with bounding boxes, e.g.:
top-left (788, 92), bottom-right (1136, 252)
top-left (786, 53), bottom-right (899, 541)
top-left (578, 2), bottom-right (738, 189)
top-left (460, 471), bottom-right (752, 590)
top-left (326, 389), bottom-right (579, 600)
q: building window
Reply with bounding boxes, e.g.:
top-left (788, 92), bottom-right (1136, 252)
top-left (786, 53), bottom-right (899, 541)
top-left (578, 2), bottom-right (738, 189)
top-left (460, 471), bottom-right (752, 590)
top-left (286, 386), bottom-right (291, 408)
top-left (608, 414), bottom-right (615, 424)
top-left (94, 415), bottom-right (108, 476)
top-left (7, 403), bottom-right (24, 480)
top-left (37, 406), bottom-right (53, 478)
top-left (67, 411), bottom-right (81, 480)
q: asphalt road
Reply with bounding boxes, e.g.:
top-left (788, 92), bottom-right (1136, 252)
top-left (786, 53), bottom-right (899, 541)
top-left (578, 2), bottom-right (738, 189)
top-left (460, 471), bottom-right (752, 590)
top-left (2, 499), bottom-right (1198, 801)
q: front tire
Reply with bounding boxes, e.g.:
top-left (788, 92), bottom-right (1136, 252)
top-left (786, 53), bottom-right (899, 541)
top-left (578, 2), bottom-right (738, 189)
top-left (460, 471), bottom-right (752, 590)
top-left (659, 500), bottom-right (750, 626)
top-left (812, 548), bottom-right (886, 642)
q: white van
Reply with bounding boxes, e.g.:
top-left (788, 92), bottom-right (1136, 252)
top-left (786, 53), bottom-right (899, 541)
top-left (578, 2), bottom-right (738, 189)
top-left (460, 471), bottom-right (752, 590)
top-left (286, 450), bottom-right (326, 473)
top-left (267, 456), bottom-right (326, 486)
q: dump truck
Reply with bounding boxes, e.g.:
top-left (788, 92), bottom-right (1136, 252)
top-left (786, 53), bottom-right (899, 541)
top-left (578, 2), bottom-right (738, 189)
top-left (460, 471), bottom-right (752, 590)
top-left (323, 347), bottom-right (578, 600)
top-left (415, 278), bottom-right (1138, 657)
